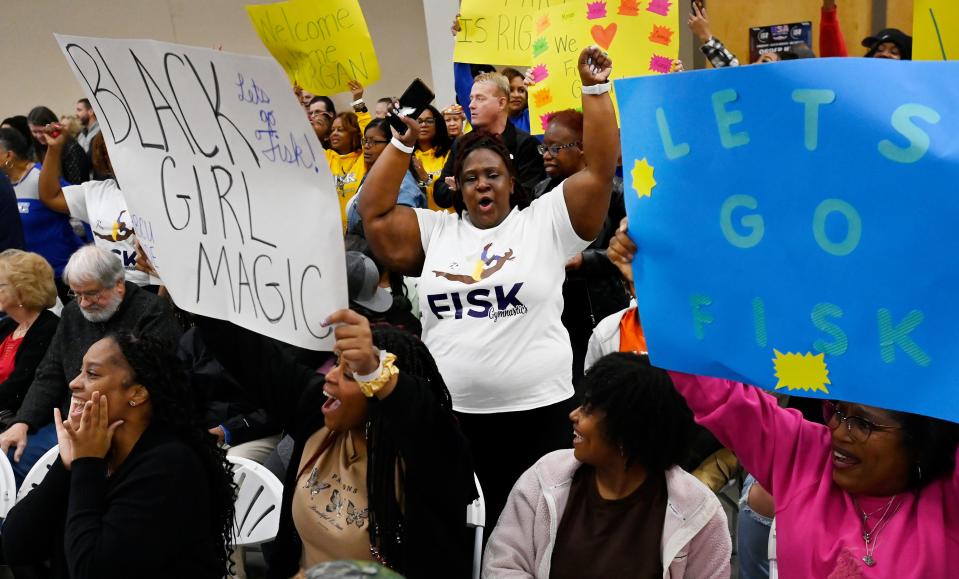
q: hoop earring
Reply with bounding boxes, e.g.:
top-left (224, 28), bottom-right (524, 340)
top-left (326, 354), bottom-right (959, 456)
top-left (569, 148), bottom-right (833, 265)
top-left (129, 401), bottom-right (136, 407)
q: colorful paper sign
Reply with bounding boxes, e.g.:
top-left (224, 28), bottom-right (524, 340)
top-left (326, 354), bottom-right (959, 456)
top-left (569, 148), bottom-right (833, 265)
top-left (615, 59), bottom-right (959, 422)
top-left (247, 0), bottom-right (380, 95)
top-left (56, 34), bottom-right (348, 351)
top-left (453, 0), bottom-right (572, 66)
top-left (748, 21), bottom-right (813, 63)
top-left (528, 0), bottom-right (679, 134)
top-left (914, 0), bottom-right (957, 60)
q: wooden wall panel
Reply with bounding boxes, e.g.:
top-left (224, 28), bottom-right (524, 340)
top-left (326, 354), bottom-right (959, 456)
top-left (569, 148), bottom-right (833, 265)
top-left (886, 0), bottom-right (915, 33)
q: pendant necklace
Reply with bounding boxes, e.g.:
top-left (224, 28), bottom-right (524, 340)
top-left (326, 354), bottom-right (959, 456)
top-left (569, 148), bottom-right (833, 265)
top-left (853, 496), bottom-right (903, 567)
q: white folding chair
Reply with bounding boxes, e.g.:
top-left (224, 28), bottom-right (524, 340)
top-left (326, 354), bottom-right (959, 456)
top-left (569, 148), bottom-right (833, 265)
top-left (768, 517), bottom-right (778, 578)
top-left (466, 473), bottom-right (486, 579)
top-left (16, 444), bottom-right (60, 502)
top-left (228, 455), bottom-right (283, 547)
top-left (0, 451), bottom-right (17, 517)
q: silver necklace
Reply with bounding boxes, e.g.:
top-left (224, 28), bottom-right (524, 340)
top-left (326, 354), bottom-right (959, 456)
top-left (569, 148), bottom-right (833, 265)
top-left (853, 496), bottom-right (903, 567)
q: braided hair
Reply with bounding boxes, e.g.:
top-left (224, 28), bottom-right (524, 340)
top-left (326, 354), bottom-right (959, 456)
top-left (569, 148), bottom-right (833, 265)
top-left (107, 330), bottom-right (237, 574)
top-left (365, 326), bottom-right (454, 572)
top-left (450, 130), bottom-right (529, 217)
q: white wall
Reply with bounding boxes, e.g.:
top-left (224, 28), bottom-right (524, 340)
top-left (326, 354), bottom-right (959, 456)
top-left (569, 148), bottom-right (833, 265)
top-left (0, 0), bottom-right (436, 120)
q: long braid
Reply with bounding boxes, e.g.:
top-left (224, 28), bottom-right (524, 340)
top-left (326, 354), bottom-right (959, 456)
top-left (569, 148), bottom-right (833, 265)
top-left (366, 327), bottom-right (453, 572)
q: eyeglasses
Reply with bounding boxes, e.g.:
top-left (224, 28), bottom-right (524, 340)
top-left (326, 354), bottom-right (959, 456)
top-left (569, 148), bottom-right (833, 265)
top-left (537, 142), bottom-right (581, 156)
top-left (67, 287), bottom-right (109, 302)
top-left (822, 401), bottom-right (901, 443)
top-left (361, 138), bottom-right (390, 148)
top-left (417, 118), bottom-right (436, 126)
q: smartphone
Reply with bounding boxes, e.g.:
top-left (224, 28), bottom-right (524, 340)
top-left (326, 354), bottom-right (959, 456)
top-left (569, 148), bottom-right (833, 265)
top-left (388, 78), bottom-right (435, 135)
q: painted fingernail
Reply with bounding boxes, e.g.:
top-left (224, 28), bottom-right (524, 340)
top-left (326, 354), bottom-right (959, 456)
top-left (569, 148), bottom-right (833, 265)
top-left (321, 317), bottom-right (330, 327)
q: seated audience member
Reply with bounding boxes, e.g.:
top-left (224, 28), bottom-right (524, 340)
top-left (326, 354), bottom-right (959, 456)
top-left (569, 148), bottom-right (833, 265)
top-left (0, 128), bottom-right (84, 299)
top-left (442, 104), bottom-right (468, 139)
top-left (500, 67), bottom-right (531, 134)
top-left (3, 331), bottom-right (235, 578)
top-left (431, 71), bottom-right (545, 209)
top-left (195, 309), bottom-right (475, 578)
top-left (0, 173), bottom-right (24, 252)
top-left (0, 245), bottom-right (181, 485)
top-left (37, 130), bottom-right (150, 286)
top-left (533, 110), bottom-right (629, 382)
top-left (484, 353), bottom-right (731, 578)
top-left (27, 106), bottom-right (90, 185)
top-left (346, 119), bottom-right (426, 234)
top-left (0, 250), bottom-right (59, 425)
top-left (178, 327), bottom-right (282, 464)
top-left (412, 105), bottom-right (453, 211)
top-left (608, 225), bottom-right (959, 577)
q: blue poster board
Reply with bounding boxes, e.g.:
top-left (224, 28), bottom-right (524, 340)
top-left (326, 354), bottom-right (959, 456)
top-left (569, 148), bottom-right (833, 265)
top-left (615, 59), bottom-right (959, 422)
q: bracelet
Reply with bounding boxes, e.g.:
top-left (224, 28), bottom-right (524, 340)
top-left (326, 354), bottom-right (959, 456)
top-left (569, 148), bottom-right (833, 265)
top-left (351, 98), bottom-right (365, 107)
top-left (391, 137), bottom-right (414, 155)
top-left (356, 351), bottom-right (399, 398)
top-left (581, 82), bottom-right (611, 95)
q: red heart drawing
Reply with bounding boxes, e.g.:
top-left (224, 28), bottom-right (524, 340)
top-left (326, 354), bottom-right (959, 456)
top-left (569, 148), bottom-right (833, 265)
top-left (591, 23), bottom-right (618, 50)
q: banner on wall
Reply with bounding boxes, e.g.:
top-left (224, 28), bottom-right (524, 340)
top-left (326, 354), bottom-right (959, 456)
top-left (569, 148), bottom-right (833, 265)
top-left (56, 34), bottom-right (348, 351)
top-left (913, 0), bottom-right (957, 60)
top-left (453, 0), bottom-right (572, 67)
top-left (748, 21), bottom-right (812, 63)
top-left (615, 59), bottom-right (959, 422)
top-left (247, 0), bottom-right (380, 95)
top-left (527, 0), bottom-right (679, 134)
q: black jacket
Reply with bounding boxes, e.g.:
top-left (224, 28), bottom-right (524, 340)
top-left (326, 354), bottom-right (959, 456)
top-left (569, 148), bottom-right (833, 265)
top-left (0, 173), bottom-right (24, 251)
top-left (432, 122), bottom-right (546, 209)
top-left (0, 309), bottom-right (59, 414)
top-left (196, 317), bottom-right (475, 578)
top-left (3, 426), bottom-right (223, 578)
top-left (13, 283), bottom-right (182, 431)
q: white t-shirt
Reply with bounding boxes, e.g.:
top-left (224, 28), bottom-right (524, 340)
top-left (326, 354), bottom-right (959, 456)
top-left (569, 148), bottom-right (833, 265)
top-left (63, 179), bottom-right (150, 286)
top-left (415, 182), bottom-right (590, 413)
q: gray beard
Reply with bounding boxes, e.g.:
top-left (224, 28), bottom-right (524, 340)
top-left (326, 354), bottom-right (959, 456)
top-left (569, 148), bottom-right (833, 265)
top-left (79, 292), bottom-right (122, 323)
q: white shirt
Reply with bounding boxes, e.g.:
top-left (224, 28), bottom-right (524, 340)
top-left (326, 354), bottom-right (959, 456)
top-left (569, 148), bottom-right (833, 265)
top-left (63, 179), bottom-right (150, 286)
top-left (415, 182), bottom-right (590, 413)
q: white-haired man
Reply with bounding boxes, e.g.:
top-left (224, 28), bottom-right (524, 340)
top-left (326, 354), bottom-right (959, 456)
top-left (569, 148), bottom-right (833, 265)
top-left (0, 245), bottom-right (181, 484)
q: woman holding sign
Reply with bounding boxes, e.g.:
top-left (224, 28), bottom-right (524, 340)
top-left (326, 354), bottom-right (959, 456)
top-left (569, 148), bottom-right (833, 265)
top-left (359, 45), bottom-right (619, 529)
top-left (608, 227), bottom-right (959, 577)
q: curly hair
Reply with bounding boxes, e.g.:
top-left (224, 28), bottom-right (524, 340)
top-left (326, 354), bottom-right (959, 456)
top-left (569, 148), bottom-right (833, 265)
top-left (365, 326), bottom-right (454, 572)
top-left (90, 132), bottom-right (114, 179)
top-left (450, 130), bottom-right (529, 216)
top-left (580, 353), bottom-right (696, 471)
top-left (334, 112), bottom-right (362, 153)
top-left (106, 330), bottom-right (237, 574)
top-left (0, 250), bottom-right (57, 310)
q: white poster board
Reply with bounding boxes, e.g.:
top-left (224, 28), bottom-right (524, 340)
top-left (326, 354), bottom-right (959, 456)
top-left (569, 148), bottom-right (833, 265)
top-left (56, 34), bottom-right (347, 350)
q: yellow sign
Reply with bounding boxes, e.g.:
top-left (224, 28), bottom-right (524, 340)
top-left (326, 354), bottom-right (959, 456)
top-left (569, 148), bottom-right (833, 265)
top-left (453, 0), bottom-right (571, 66)
top-left (528, 0), bottom-right (679, 134)
top-left (247, 0), bottom-right (380, 95)
top-left (913, 0), bottom-right (957, 60)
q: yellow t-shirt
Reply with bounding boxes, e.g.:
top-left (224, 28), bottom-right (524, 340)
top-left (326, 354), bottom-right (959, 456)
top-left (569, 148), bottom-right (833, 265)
top-left (326, 111), bottom-right (372, 230)
top-left (414, 147), bottom-right (451, 212)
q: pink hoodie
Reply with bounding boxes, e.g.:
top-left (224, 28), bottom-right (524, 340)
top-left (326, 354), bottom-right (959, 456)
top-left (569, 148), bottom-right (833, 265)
top-left (669, 371), bottom-right (959, 579)
top-left (483, 449), bottom-right (731, 578)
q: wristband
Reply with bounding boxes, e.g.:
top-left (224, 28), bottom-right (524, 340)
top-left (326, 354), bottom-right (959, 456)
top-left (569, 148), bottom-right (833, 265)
top-left (355, 351), bottom-right (399, 398)
top-left (351, 98), bottom-right (365, 107)
top-left (581, 82), bottom-right (611, 95)
top-left (390, 137), bottom-right (414, 155)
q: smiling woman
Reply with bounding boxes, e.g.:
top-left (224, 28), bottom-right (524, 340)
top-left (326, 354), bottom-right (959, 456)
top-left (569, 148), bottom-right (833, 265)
top-left (2, 331), bottom-right (236, 579)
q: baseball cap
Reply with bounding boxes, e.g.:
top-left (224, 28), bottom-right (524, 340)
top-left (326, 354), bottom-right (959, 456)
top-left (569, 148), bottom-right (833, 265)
top-left (862, 28), bottom-right (912, 60)
top-left (345, 251), bottom-right (393, 313)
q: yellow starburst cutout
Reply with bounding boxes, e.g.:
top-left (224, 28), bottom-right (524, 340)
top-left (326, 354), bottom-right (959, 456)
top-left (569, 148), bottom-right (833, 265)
top-left (631, 158), bottom-right (656, 199)
top-left (772, 350), bottom-right (830, 394)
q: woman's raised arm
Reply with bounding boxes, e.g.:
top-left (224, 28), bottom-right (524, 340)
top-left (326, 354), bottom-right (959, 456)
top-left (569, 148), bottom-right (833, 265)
top-left (563, 46), bottom-right (619, 241)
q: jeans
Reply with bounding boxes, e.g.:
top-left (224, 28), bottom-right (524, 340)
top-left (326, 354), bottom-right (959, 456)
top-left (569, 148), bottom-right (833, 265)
top-left (737, 474), bottom-right (773, 579)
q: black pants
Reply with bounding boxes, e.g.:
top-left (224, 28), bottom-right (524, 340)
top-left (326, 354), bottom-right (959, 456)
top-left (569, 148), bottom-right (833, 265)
top-left (456, 396), bottom-right (576, 538)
